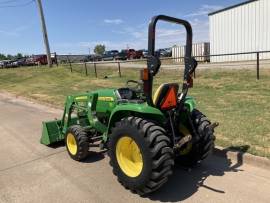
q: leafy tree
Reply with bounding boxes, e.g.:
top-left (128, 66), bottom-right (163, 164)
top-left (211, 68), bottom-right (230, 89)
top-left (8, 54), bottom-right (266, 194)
top-left (16, 53), bottom-right (23, 59)
top-left (6, 54), bottom-right (13, 60)
top-left (94, 44), bottom-right (106, 55)
top-left (0, 53), bottom-right (6, 60)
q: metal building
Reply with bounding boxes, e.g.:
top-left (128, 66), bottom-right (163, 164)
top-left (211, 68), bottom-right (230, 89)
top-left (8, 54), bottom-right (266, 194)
top-left (209, 0), bottom-right (270, 62)
top-left (172, 42), bottom-right (210, 62)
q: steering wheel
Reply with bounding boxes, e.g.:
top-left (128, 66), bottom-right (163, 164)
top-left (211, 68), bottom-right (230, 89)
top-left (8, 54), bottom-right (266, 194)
top-left (126, 80), bottom-right (143, 93)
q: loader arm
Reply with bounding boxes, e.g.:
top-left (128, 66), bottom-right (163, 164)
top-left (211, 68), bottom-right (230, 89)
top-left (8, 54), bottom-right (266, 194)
top-left (41, 93), bottom-right (107, 145)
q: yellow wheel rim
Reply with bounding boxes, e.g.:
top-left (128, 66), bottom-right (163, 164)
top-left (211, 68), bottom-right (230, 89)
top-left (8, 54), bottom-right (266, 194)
top-left (179, 125), bottom-right (192, 155)
top-left (179, 142), bottom-right (192, 155)
top-left (67, 133), bottom-right (77, 155)
top-left (116, 136), bottom-right (143, 177)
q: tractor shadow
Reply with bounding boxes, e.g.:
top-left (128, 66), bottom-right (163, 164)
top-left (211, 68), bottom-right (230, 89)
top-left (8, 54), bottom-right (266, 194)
top-left (148, 145), bottom-right (250, 202)
top-left (82, 151), bottom-right (106, 163)
top-left (48, 141), bottom-right (65, 148)
top-left (48, 141), bottom-right (106, 163)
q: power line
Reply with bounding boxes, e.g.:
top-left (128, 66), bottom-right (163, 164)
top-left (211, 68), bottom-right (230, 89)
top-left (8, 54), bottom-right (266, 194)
top-left (0, 0), bottom-right (34, 8)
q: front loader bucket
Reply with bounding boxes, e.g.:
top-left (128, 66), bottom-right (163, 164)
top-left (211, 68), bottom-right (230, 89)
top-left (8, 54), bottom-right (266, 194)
top-left (41, 120), bottom-right (63, 145)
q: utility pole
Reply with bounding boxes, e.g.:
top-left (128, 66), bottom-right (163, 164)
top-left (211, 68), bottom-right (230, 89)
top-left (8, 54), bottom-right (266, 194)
top-left (36, 0), bottom-right (52, 67)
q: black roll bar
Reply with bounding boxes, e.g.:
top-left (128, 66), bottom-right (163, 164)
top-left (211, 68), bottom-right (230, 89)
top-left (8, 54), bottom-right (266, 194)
top-left (146, 15), bottom-right (193, 106)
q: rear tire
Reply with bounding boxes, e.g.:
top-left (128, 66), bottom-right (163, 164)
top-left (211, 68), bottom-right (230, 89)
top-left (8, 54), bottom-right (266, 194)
top-left (176, 109), bottom-right (215, 167)
top-left (108, 117), bottom-right (174, 195)
top-left (65, 125), bottom-right (89, 161)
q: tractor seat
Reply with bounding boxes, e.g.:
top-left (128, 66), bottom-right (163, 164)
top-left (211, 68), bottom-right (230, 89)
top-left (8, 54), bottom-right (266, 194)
top-left (153, 83), bottom-right (179, 110)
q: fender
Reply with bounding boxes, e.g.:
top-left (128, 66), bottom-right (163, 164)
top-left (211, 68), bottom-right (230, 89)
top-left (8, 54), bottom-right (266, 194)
top-left (105, 103), bottom-right (166, 141)
top-left (184, 96), bottom-right (196, 112)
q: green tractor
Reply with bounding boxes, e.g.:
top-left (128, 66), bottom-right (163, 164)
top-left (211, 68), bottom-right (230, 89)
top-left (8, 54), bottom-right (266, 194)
top-left (41, 15), bottom-right (218, 195)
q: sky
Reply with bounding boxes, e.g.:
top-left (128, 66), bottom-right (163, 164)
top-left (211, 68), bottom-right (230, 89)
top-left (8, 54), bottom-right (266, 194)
top-left (0, 0), bottom-right (244, 55)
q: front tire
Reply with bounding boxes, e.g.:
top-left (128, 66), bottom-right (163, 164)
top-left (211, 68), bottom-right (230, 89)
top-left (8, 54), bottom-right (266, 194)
top-left (65, 125), bottom-right (89, 161)
top-left (108, 117), bottom-right (174, 195)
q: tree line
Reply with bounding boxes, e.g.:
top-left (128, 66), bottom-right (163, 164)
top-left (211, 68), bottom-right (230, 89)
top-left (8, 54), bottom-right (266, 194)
top-left (0, 53), bottom-right (28, 61)
top-left (0, 44), bottom-right (106, 61)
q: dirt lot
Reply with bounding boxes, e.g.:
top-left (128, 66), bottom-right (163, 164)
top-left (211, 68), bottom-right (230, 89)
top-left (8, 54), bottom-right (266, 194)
top-left (0, 93), bottom-right (270, 203)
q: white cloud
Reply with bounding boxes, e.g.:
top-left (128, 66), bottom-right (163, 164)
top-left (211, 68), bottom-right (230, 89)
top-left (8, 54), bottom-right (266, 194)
top-left (0, 25), bottom-right (29, 37)
top-left (113, 25), bottom-right (185, 42)
top-left (111, 26), bottom-right (147, 41)
top-left (157, 28), bottom-right (185, 38)
top-left (188, 18), bottom-right (210, 43)
top-left (0, 30), bottom-right (18, 37)
top-left (185, 4), bottom-right (223, 17)
top-left (104, 19), bottom-right (124, 25)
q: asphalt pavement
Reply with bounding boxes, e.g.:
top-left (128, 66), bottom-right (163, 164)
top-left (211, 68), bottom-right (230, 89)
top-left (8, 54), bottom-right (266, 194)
top-left (0, 93), bottom-right (270, 203)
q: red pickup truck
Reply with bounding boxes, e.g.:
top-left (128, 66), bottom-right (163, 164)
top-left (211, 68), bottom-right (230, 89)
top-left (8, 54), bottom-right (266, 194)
top-left (127, 49), bottom-right (143, 59)
top-left (116, 49), bottom-right (143, 60)
top-left (29, 54), bottom-right (57, 65)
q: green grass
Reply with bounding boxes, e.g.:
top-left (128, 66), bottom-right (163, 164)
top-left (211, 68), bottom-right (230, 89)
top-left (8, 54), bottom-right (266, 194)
top-left (0, 65), bottom-right (270, 158)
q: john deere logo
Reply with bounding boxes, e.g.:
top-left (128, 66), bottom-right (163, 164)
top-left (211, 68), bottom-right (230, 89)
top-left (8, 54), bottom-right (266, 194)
top-left (98, 97), bottom-right (114, 102)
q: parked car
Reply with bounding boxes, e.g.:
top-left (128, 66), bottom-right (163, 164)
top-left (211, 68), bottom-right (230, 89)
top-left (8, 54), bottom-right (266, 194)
top-left (11, 58), bottom-right (27, 67)
top-left (0, 60), bottom-right (8, 68)
top-left (10, 60), bottom-right (19, 68)
top-left (164, 48), bottom-right (172, 57)
top-left (115, 50), bottom-right (128, 60)
top-left (29, 54), bottom-right (58, 65)
top-left (34, 55), bottom-right (48, 65)
top-left (0, 60), bottom-right (13, 68)
top-left (102, 50), bottom-right (119, 61)
top-left (157, 48), bottom-right (172, 57)
top-left (134, 49), bottom-right (143, 59)
top-left (139, 49), bottom-right (148, 58)
top-left (126, 49), bottom-right (136, 60)
top-left (1, 60), bottom-right (20, 68)
top-left (88, 54), bottom-right (102, 62)
top-left (25, 57), bottom-right (36, 66)
top-left (124, 49), bottom-right (143, 60)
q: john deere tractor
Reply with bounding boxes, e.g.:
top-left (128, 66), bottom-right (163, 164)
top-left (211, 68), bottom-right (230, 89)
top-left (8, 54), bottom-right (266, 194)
top-left (41, 15), bottom-right (218, 195)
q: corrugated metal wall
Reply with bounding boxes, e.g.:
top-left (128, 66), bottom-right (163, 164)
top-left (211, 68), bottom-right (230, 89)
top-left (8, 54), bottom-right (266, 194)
top-left (172, 42), bottom-right (210, 62)
top-left (209, 0), bottom-right (270, 62)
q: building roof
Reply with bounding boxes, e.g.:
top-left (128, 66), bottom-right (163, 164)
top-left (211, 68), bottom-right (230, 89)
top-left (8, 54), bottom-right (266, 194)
top-left (208, 0), bottom-right (258, 16)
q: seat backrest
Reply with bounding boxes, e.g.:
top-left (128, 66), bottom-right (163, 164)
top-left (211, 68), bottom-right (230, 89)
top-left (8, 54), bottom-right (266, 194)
top-left (153, 83), bottom-right (179, 110)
